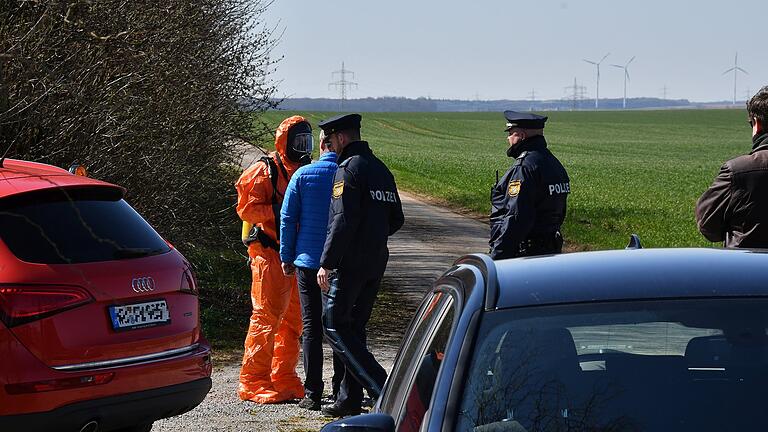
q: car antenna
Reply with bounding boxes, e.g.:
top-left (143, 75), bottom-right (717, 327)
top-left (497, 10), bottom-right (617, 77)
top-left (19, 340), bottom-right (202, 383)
top-left (625, 234), bottom-right (643, 250)
top-left (0, 140), bottom-right (13, 168)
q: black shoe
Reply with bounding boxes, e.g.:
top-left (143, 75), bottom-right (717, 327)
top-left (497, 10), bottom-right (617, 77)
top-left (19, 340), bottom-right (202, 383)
top-left (361, 397), bottom-right (377, 409)
top-left (321, 402), bottom-right (362, 417)
top-left (298, 397), bottom-right (321, 411)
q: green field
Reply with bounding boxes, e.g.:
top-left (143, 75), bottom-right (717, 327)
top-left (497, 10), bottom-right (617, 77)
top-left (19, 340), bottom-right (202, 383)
top-left (260, 109), bottom-right (750, 250)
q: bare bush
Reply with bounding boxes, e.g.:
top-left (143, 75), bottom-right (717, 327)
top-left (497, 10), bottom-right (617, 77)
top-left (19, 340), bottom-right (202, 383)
top-left (0, 0), bottom-right (279, 248)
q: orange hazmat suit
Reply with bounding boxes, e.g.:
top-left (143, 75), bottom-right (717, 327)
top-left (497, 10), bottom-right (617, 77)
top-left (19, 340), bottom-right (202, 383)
top-left (236, 116), bottom-right (306, 403)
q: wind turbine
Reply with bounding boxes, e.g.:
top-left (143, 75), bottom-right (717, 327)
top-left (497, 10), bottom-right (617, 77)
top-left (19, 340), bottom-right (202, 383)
top-left (583, 53), bottom-right (609, 109)
top-left (611, 56), bottom-right (635, 109)
top-left (723, 53), bottom-right (748, 106)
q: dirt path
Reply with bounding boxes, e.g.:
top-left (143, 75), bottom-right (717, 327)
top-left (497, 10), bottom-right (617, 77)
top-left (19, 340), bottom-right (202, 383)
top-left (155, 152), bottom-right (489, 431)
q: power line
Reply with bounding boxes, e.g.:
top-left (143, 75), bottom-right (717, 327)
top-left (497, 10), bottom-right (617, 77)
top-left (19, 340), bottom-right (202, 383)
top-left (564, 77), bottom-right (587, 111)
top-left (528, 89), bottom-right (537, 111)
top-left (328, 61), bottom-right (358, 111)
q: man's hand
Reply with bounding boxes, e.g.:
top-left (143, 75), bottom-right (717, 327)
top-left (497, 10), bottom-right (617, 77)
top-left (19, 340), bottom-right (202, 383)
top-left (317, 267), bottom-right (331, 292)
top-left (281, 262), bottom-right (295, 276)
top-left (319, 130), bottom-right (326, 152)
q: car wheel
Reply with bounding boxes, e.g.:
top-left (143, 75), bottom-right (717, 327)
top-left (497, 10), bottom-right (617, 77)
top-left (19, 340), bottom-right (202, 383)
top-left (113, 424), bottom-right (153, 432)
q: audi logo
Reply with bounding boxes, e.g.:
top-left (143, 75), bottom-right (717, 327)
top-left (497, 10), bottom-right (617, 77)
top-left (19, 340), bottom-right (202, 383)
top-left (131, 277), bottom-right (156, 293)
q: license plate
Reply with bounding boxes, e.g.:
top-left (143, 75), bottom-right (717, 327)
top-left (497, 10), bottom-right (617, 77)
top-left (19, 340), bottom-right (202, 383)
top-left (109, 300), bottom-right (170, 331)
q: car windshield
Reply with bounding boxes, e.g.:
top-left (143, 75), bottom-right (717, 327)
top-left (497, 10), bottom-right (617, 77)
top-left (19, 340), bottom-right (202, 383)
top-left (0, 187), bottom-right (170, 264)
top-left (456, 298), bottom-right (768, 432)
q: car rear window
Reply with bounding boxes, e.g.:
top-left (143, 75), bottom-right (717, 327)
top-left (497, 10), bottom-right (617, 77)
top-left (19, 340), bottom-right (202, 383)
top-left (457, 299), bottom-right (768, 432)
top-left (0, 187), bottom-right (170, 264)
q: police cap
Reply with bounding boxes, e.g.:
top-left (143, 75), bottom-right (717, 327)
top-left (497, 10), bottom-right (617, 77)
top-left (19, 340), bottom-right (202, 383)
top-left (503, 111), bottom-right (548, 131)
top-left (318, 113), bottom-right (362, 134)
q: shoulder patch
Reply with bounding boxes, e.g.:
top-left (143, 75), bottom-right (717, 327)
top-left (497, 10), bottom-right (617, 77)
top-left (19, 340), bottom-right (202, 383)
top-left (508, 180), bottom-right (522, 197)
top-left (332, 180), bottom-right (344, 199)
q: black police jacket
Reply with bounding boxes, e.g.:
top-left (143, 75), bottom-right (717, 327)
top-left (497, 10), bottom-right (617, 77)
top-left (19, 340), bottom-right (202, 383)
top-left (696, 132), bottom-right (768, 248)
top-left (489, 135), bottom-right (569, 260)
top-left (320, 141), bottom-right (405, 272)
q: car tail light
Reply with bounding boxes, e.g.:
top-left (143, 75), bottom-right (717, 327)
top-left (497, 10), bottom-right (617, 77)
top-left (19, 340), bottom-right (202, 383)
top-left (5, 372), bottom-right (114, 395)
top-left (67, 163), bottom-right (88, 177)
top-left (0, 285), bottom-right (94, 327)
top-left (180, 268), bottom-right (198, 295)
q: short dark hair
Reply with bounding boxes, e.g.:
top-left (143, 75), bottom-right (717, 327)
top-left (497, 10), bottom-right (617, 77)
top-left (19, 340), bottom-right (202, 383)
top-left (338, 128), bottom-right (361, 142)
top-left (747, 86), bottom-right (768, 126)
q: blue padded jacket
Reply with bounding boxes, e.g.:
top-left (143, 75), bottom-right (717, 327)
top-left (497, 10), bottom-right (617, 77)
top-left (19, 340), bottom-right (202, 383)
top-left (279, 152), bottom-right (338, 269)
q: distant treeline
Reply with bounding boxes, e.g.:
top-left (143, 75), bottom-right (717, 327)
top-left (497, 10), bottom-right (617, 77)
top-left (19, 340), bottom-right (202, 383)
top-left (270, 96), bottom-right (742, 112)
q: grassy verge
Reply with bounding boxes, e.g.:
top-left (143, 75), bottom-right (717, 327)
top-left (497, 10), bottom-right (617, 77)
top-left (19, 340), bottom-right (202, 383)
top-left (183, 245), bottom-right (251, 356)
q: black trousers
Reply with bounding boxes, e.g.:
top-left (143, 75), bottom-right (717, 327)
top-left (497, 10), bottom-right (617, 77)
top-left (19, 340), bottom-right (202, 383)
top-left (322, 269), bottom-right (388, 408)
top-left (296, 267), bottom-right (344, 401)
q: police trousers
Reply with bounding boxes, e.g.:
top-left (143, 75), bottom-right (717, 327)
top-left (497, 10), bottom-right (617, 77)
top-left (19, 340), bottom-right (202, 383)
top-left (296, 267), bottom-right (344, 401)
top-left (322, 269), bottom-right (388, 408)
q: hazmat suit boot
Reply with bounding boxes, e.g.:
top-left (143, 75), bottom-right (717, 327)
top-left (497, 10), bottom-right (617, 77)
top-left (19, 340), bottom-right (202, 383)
top-left (237, 260), bottom-right (280, 404)
top-left (270, 282), bottom-right (305, 400)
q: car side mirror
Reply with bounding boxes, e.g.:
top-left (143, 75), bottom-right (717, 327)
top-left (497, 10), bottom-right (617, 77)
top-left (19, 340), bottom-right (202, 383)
top-left (320, 413), bottom-right (395, 432)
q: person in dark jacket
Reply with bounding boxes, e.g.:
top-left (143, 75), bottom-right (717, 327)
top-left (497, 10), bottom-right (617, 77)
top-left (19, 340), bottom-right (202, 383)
top-left (490, 111), bottom-right (570, 260)
top-left (279, 132), bottom-right (344, 411)
top-left (315, 113), bottom-right (405, 417)
top-left (696, 86), bottom-right (768, 248)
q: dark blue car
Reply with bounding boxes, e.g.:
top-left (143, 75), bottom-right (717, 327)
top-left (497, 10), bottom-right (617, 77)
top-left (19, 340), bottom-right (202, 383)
top-left (323, 246), bottom-right (768, 432)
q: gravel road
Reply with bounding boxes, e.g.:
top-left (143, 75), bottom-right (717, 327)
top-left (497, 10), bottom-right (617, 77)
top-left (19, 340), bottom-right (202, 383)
top-left (153, 191), bottom-right (489, 432)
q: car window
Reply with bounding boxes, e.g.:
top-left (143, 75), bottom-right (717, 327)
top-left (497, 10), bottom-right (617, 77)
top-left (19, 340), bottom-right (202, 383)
top-left (0, 187), bottom-right (170, 264)
top-left (396, 299), bottom-right (455, 432)
top-left (456, 298), bottom-right (768, 432)
top-left (571, 322), bottom-right (719, 357)
top-left (380, 289), bottom-right (456, 429)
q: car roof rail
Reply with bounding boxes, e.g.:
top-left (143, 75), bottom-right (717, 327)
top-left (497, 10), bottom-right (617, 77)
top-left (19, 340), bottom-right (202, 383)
top-left (453, 253), bottom-right (499, 310)
top-left (626, 234), bottom-right (643, 250)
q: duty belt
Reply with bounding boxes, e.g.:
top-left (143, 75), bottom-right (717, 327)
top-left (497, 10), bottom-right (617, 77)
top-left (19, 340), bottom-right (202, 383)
top-left (243, 226), bottom-right (280, 251)
top-left (518, 231), bottom-right (563, 257)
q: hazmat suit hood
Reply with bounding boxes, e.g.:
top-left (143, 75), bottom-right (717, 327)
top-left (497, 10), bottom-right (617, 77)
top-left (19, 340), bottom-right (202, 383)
top-left (274, 115), bottom-right (308, 172)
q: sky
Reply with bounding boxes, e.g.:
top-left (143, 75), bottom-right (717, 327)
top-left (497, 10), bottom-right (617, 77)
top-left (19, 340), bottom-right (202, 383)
top-left (261, 0), bottom-right (765, 103)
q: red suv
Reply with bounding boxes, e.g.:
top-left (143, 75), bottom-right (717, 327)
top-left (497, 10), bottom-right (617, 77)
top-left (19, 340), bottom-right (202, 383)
top-left (0, 159), bottom-right (212, 432)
